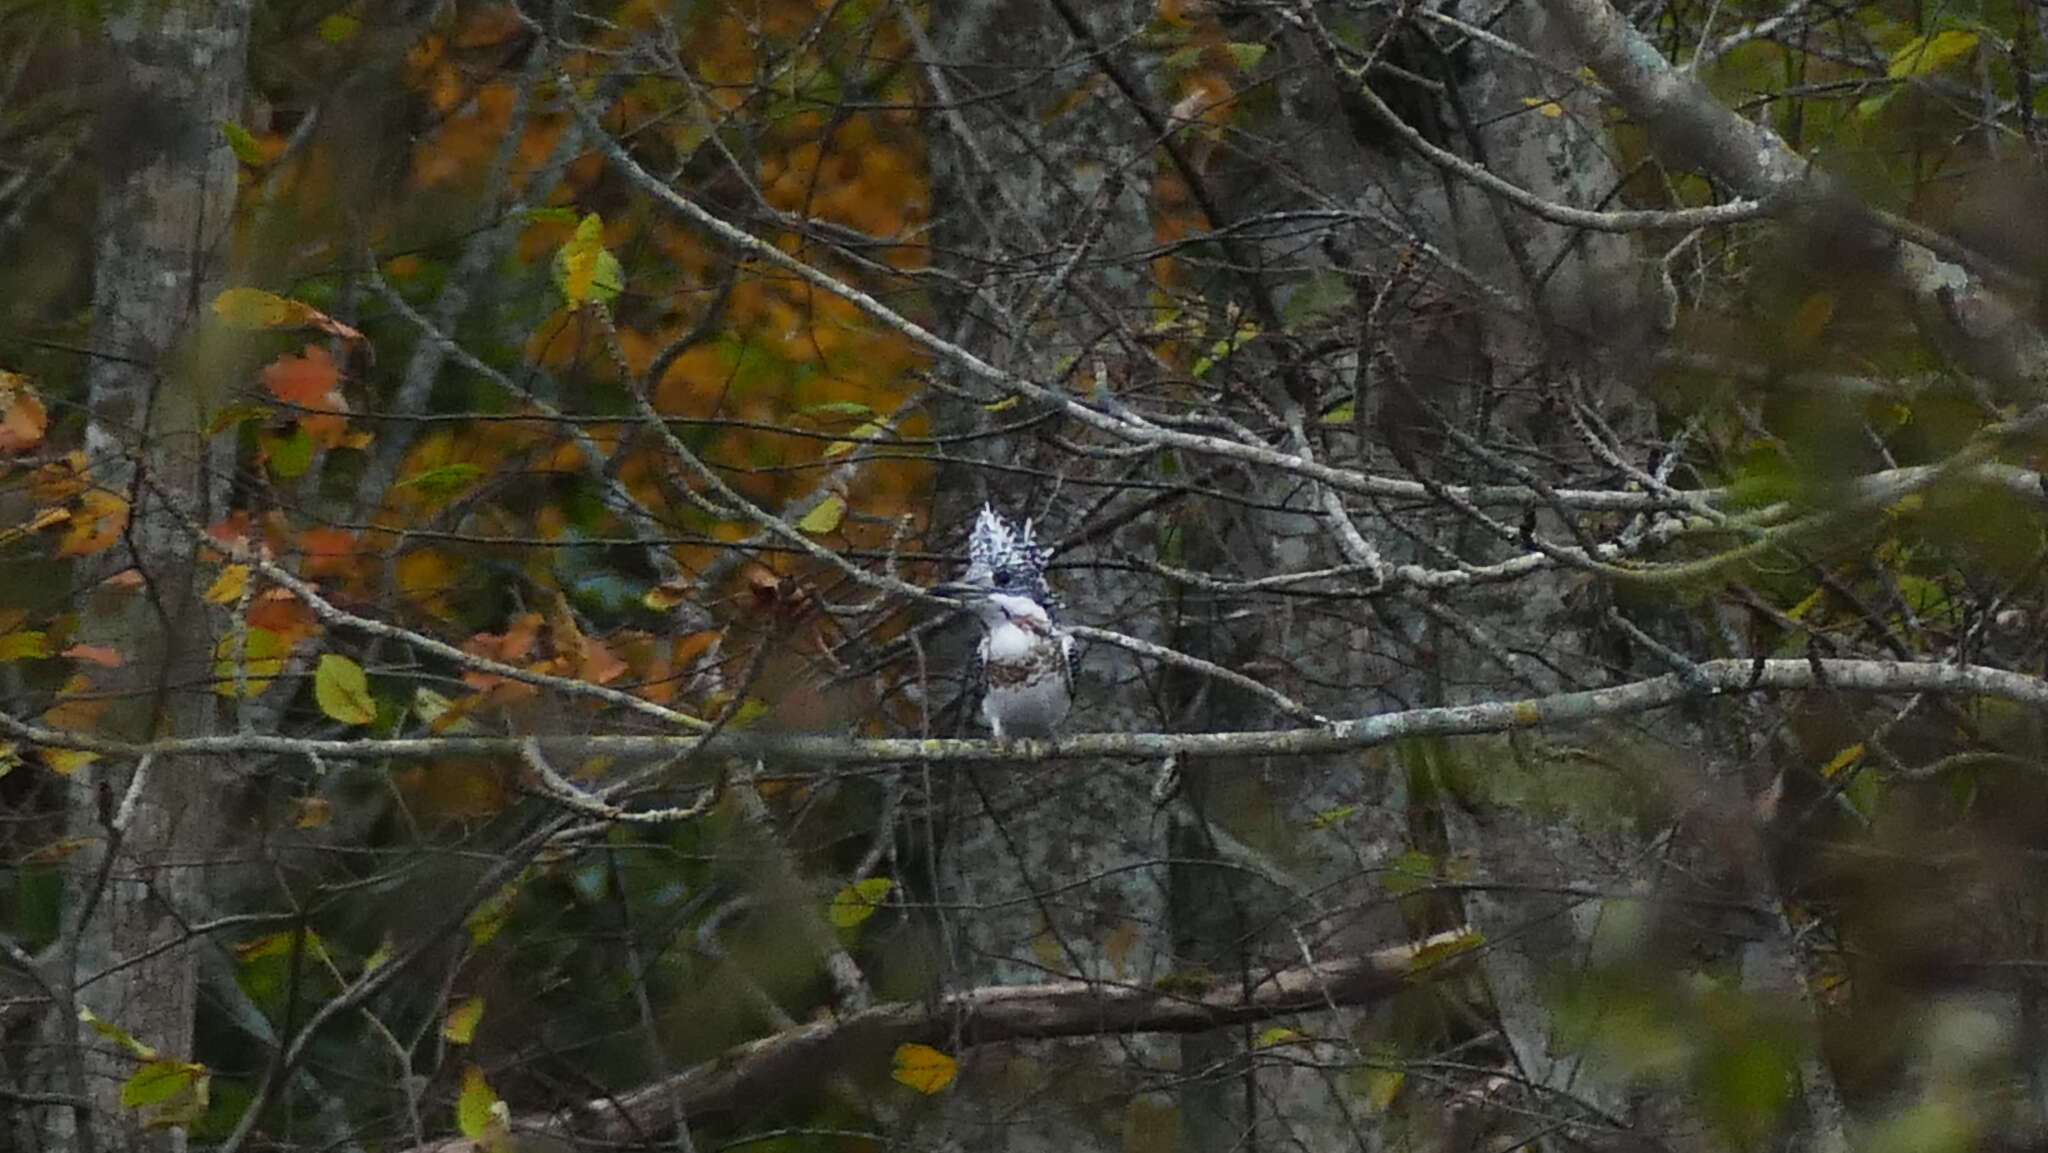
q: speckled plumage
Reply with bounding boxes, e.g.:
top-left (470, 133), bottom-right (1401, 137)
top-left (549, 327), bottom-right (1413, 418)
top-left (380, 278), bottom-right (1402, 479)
top-left (951, 506), bottom-right (1075, 739)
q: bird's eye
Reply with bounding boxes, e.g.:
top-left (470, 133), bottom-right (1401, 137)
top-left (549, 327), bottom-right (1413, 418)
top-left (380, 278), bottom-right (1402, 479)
top-left (994, 570), bottom-right (1014, 588)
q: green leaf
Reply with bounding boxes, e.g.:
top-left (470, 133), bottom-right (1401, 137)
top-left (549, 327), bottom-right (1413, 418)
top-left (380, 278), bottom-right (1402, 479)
top-left (828, 876), bottom-right (894, 929)
top-left (1225, 42), bottom-right (1268, 70)
top-left (265, 425), bottom-right (314, 479)
top-left (466, 881), bottom-right (522, 947)
top-left (456, 1065), bottom-right (501, 1139)
top-left (797, 494), bottom-right (846, 534)
top-left (1320, 402), bottom-right (1355, 425)
top-left (396, 462), bottom-right (483, 498)
top-left (442, 996), bottom-right (485, 1044)
top-left (219, 122), bottom-right (264, 166)
top-left (1380, 848), bottom-right (1437, 895)
top-left (803, 400), bottom-right (875, 419)
top-left (553, 213), bottom-right (624, 307)
top-left (78, 1005), bottom-right (156, 1059)
top-left (316, 10), bottom-right (361, 42)
top-left (1254, 1026), bottom-right (1302, 1048)
top-left (362, 935), bottom-right (393, 976)
top-left (120, 1059), bottom-right (209, 1127)
top-left (314, 653), bottom-right (376, 725)
top-left (1887, 29), bottom-right (1978, 78)
top-left (1280, 272), bottom-right (1352, 325)
top-left (1308, 804), bottom-right (1357, 829)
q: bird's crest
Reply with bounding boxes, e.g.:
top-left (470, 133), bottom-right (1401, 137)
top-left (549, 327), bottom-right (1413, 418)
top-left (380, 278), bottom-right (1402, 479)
top-left (963, 504), bottom-right (1056, 607)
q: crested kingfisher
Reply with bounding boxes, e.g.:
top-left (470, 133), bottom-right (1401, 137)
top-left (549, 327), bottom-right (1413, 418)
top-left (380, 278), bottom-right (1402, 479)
top-left (932, 505), bottom-right (1076, 740)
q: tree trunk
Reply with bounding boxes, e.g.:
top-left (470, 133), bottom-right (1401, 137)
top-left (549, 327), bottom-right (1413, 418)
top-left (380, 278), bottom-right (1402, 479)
top-left (44, 3), bottom-right (251, 1150)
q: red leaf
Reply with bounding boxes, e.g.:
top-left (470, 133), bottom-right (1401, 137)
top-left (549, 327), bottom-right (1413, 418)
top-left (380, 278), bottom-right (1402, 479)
top-left (62, 644), bottom-right (123, 668)
top-left (262, 346), bottom-right (342, 407)
top-left (297, 527), bottom-right (358, 577)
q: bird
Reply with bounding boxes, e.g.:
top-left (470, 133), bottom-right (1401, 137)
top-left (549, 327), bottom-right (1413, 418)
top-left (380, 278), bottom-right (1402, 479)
top-left (931, 504), bottom-right (1075, 740)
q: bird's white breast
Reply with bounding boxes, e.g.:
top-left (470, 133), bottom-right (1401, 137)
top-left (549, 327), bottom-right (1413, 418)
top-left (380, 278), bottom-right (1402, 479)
top-left (982, 665), bottom-right (1071, 738)
top-left (982, 620), bottom-right (1039, 661)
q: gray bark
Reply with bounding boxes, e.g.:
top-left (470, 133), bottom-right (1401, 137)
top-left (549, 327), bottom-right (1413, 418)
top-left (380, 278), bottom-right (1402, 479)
top-left (39, 3), bottom-right (251, 1150)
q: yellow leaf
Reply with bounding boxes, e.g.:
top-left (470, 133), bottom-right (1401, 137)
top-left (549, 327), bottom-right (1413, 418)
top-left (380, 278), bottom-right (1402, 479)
top-left (442, 996), bottom-right (485, 1044)
top-left (362, 935), bottom-right (393, 975)
top-left (1405, 928), bottom-right (1484, 975)
top-left (1254, 1026), bottom-right (1302, 1048)
top-left (0, 631), bottom-right (49, 660)
top-left (313, 653), bottom-right (376, 725)
top-left (205, 565), bottom-right (251, 605)
top-left (553, 214), bottom-right (624, 307)
top-left (1522, 96), bottom-right (1565, 118)
top-left (41, 748), bottom-right (97, 777)
top-left (56, 490), bottom-right (128, 557)
top-left (1821, 743), bottom-right (1865, 778)
top-left (827, 876), bottom-right (893, 929)
top-left (642, 580), bottom-right (692, 610)
top-left (212, 628), bottom-right (288, 698)
top-left (1784, 585), bottom-right (1824, 621)
top-left (212, 287), bottom-right (309, 329)
top-left (891, 1042), bottom-right (958, 1093)
top-left (823, 420), bottom-right (888, 458)
top-left (1887, 29), bottom-right (1979, 78)
top-left (797, 494), bottom-right (846, 535)
top-left (292, 796), bottom-right (332, 828)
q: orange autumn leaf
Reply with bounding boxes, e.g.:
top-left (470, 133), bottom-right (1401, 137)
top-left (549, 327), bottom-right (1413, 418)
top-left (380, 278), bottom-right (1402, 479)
top-left (62, 644), bottom-right (123, 668)
top-left (263, 346), bottom-right (351, 448)
top-left (0, 372), bottom-right (48, 452)
top-left (30, 451), bottom-right (90, 504)
top-left (460, 614), bottom-right (545, 698)
top-left (577, 636), bottom-right (628, 685)
top-left (263, 345), bottom-right (341, 406)
top-left (249, 588), bottom-right (320, 645)
top-left (0, 504), bottom-right (69, 551)
top-left (56, 490), bottom-right (128, 557)
top-left (43, 673), bottom-right (107, 732)
top-left (297, 527), bottom-right (358, 577)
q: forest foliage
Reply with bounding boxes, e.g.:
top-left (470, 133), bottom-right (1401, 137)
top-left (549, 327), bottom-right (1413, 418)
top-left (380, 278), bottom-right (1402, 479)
top-left (4, 0), bottom-right (2048, 1150)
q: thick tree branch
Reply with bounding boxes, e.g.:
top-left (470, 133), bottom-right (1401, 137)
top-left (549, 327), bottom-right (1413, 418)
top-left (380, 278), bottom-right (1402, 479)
top-left (1541, 0), bottom-right (2048, 397)
top-left (405, 928), bottom-right (1479, 1151)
